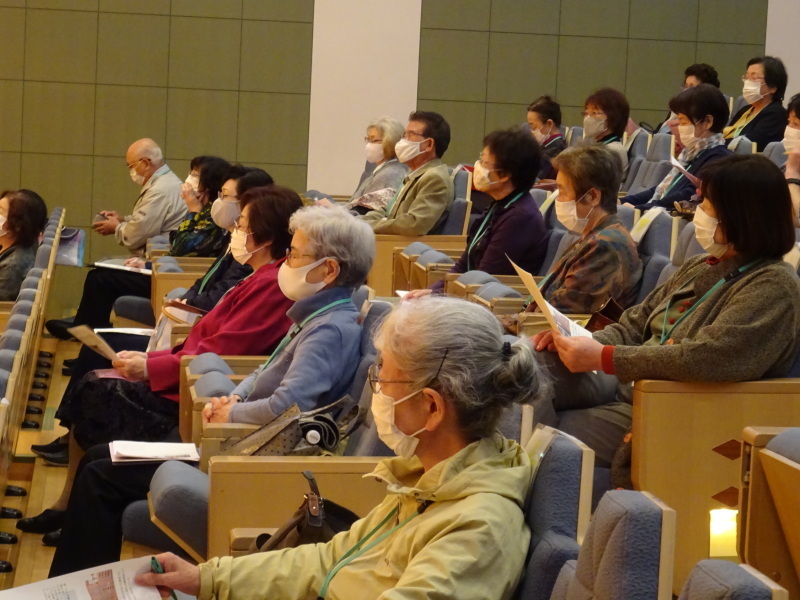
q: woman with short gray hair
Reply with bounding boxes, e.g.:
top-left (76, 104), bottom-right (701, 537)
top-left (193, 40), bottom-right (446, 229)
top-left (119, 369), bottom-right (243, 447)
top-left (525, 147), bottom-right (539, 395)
top-left (141, 296), bottom-right (550, 600)
top-left (203, 204), bottom-right (375, 425)
top-left (316, 116), bottom-right (408, 214)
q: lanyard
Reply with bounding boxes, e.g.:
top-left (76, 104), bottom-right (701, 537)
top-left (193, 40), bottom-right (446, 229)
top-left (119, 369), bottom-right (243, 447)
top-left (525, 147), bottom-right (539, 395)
top-left (197, 254), bottom-right (225, 294)
top-left (660, 259), bottom-right (762, 344)
top-left (543, 134), bottom-right (563, 148)
top-left (385, 186), bottom-right (404, 215)
top-left (466, 192), bottom-right (524, 270)
top-left (318, 501), bottom-right (430, 599)
top-left (602, 135), bottom-right (622, 144)
top-left (250, 298), bottom-right (351, 388)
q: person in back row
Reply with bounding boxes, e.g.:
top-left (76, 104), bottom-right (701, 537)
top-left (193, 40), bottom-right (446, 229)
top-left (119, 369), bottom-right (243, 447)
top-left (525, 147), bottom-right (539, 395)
top-left (582, 88), bottom-right (630, 176)
top-left (0, 189), bottom-right (47, 300)
top-left (657, 63), bottom-right (721, 134)
top-left (527, 95), bottom-right (567, 181)
top-left (361, 111), bottom-right (454, 236)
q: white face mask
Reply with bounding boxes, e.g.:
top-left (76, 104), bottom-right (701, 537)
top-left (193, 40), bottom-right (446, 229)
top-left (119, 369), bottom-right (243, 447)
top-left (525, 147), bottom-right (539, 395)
top-left (583, 115), bottom-right (607, 140)
top-left (742, 78), bottom-right (765, 105)
top-left (555, 192), bottom-right (594, 235)
top-left (230, 227), bottom-right (266, 265)
top-left (129, 168), bottom-right (145, 186)
top-left (531, 124), bottom-right (551, 144)
top-left (677, 123), bottom-right (699, 150)
top-left (472, 160), bottom-right (502, 191)
top-left (0, 214), bottom-right (7, 238)
top-left (693, 205), bottom-right (729, 258)
top-left (371, 389), bottom-right (426, 459)
top-left (185, 173), bottom-right (200, 192)
top-left (395, 138), bottom-right (429, 163)
top-left (210, 197), bottom-right (240, 230)
top-left (277, 257), bottom-right (330, 301)
top-left (783, 126), bottom-right (800, 154)
top-left (364, 142), bottom-right (385, 164)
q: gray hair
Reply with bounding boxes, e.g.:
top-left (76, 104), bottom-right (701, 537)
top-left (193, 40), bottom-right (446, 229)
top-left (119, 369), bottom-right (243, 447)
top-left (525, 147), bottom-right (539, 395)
top-left (375, 296), bottom-right (549, 440)
top-left (289, 204), bottom-right (375, 288)
top-left (138, 138), bottom-right (164, 166)
top-left (367, 116), bottom-right (404, 161)
top-left (552, 144), bottom-right (621, 213)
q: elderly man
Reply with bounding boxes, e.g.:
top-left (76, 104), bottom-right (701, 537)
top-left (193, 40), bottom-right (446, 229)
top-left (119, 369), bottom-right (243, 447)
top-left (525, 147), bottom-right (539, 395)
top-left (45, 138), bottom-right (184, 340)
top-left (361, 111), bottom-right (454, 236)
top-left (92, 138), bottom-right (184, 253)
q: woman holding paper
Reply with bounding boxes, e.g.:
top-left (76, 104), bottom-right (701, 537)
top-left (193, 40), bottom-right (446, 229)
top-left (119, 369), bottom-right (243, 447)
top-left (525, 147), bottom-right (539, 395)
top-left (532, 154), bottom-right (800, 466)
top-left (624, 84), bottom-right (732, 213)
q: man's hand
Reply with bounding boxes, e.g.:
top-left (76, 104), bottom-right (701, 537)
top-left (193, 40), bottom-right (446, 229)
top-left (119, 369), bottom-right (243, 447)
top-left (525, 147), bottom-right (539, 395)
top-left (93, 216), bottom-right (121, 235)
top-left (551, 331), bottom-right (604, 373)
top-left (124, 257), bottom-right (146, 268)
top-left (99, 210), bottom-right (122, 220)
top-left (134, 553), bottom-right (201, 598)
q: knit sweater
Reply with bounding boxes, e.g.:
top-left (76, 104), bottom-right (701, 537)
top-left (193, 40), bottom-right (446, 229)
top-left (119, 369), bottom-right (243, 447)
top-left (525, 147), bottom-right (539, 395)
top-left (594, 254), bottom-right (800, 383)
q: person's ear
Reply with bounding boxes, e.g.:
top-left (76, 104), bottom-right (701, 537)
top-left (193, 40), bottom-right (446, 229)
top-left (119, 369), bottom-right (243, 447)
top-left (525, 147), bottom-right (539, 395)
top-left (321, 258), bottom-right (340, 285)
top-left (420, 387), bottom-right (446, 432)
top-left (587, 187), bottom-right (602, 207)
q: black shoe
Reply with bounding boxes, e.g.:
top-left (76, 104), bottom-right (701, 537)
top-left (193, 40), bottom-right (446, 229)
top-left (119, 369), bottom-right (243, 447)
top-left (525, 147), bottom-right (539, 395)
top-left (42, 530), bottom-right (61, 547)
top-left (62, 358), bottom-right (77, 368)
top-left (30, 436), bottom-right (67, 457)
top-left (45, 318), bottom-right (76, 341)
top-left (41, 448), bottom-right (69, 467)
top-left (16, 509), bottom-right (66, 534)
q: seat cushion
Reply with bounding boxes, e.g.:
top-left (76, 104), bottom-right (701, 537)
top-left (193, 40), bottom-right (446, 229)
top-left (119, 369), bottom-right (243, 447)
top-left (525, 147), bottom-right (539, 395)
top-left (121, 499), bottom-right (189, 557)
top-left (188, 353), bottom-right (235, 376)
top-left (765, 427), bottom-right (800, 464)
top-left (518, 530), bottom-right (580, 600)
top-left (194, 371), bottom-right (237, 398)
top-left (150, 461), bottom-right (210, 558)
top-left (678, 559), bottom-right (772, 600)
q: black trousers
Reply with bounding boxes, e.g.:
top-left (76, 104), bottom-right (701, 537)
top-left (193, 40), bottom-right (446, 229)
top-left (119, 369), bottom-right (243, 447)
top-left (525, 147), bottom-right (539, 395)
top-left (48, 429), bottom-right (182, 578)
top-left (74, 268), bottom-right (151, 329)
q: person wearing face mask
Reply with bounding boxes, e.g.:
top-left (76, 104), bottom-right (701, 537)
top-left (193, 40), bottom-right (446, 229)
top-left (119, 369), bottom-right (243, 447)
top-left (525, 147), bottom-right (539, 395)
top-left (361, 111), bottom-right (454, 236)
top-left (405, 128), bottom-right (548, 299)
top-left (0, 189), bottom-right (47, 301)
top-left (783, 94), bottom-right (800, 217)
top-left (582, 88), bottom-right (630, 176)
top-left (313, 117), bottom-right (408, 215)
top-left (625, 85), bottom-right (732, 212)
top-left (724, 56), bottom-right (788, 151)
top-left (202, 204), bottom-right (374, 425)
top-left (656, 63), bottom-right (722, 135)
top-left (137, 296), bottom-right (549, 600)
top-left (17, 185), bottom-right (303, 544)
top-left (527, 95), bottom-right (566, 180)
top-left (531, 155), bottom-right (800, 467)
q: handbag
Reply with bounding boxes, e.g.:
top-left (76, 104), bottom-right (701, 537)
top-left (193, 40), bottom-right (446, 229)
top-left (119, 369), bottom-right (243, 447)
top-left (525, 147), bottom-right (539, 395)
top-left (249, 470), bottom-right (360, 553)
top-left (55, 228), bottom-right (86, 267)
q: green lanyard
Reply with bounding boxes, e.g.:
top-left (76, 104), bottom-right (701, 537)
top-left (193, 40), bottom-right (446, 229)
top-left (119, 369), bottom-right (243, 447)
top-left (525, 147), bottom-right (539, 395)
top-left (660, 259), bottom-right (762, 344)
top-left (318, 501), bottom-right (430, 599)
top-left (467, 192), bottom-right (524, 270)
top-left (602, 135), bottom-right (622, 144)
top-left (250, 298), bottom-right (351, 387)
top-left (543, 134), bottom-right (563, 149)
top-left (384, 186), bottom-right (404, 215)
top-left (197, 254), bottom-right (225, 294)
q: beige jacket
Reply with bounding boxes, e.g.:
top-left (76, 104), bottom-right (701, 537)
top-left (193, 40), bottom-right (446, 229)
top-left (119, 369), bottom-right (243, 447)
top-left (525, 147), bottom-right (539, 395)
top-left (362, 159), bottom-right (453, 236)
top-left (198, 436), bottom-right (533, 600)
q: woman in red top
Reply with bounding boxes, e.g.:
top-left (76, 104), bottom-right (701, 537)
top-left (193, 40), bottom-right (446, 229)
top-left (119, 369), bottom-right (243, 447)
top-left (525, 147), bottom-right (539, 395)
top-left (17, 185), bottom-right (302, 534)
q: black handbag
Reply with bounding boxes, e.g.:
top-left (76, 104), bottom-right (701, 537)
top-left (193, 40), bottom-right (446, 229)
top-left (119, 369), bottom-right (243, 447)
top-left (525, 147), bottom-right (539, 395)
top-left (249, 470), bottom-right (360, 553)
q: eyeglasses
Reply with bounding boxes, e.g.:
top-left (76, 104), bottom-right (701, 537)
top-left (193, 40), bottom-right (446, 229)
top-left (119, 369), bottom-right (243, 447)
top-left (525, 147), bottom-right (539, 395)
top-left (217, 192), bottom-right (239, 202)
top-left (126, 157), bottom-right (145, 170)
top-left (285, 248), bottom-right (317, 267)
top-left (233, 216), bottom-right (251, 233)
top-left (584, 111), bottom-right (606, 119)
top-left (368, 349), bottom-right (449, 394)
top-left (401, 131), bottom-right (427, 140)
top-left (364, 137), bottom-right (383, 144)
top-left (741, 75), bottom-right (765, 83)
top-left (477, 156), bottom-right (500, 171)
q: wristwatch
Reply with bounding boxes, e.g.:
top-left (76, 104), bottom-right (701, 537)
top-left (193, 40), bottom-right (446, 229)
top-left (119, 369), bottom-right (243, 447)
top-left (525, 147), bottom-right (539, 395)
top-left (787, 178), bottom-right (800, 186)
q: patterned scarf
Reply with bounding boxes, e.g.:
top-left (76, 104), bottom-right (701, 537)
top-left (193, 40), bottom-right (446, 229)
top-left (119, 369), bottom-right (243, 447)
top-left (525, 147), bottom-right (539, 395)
top-left (652, 133), bottom-right (725, 201)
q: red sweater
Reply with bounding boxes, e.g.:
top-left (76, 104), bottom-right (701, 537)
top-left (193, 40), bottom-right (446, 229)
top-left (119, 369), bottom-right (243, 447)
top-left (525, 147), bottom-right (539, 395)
top-left (146, 260), bottom-right (293, 401)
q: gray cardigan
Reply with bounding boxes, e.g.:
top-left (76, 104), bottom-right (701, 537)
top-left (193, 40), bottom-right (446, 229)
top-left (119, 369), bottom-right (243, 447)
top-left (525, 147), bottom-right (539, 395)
top-left (228, 286), bottom-right (362, 425)
top-left (595, 254), bottom-right (800, 383)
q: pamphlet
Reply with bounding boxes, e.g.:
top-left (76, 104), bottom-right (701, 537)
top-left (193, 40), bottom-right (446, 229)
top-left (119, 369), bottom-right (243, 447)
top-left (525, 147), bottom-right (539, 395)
top-left (395, 290), bottom-right (409, 298)
top-left (67, 326), bottom-right (119, 361)
top-left (0, 556), bottom-right (160, 600)
top-left (93, 258), bottom-right (152, 276)
top-left (669, 155), bottom-right (701, 187)
top-left (109, 441), bottom-right (199, 464)
top-left (507, 257), bottom-right (592, 338)
top-left (94, 328), bottom-right (155, 337)
top-left (629, 206), bottom-right (666, 244)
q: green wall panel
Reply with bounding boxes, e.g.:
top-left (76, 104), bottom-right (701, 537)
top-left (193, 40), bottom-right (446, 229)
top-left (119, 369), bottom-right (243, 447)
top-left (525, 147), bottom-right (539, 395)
top-left (166, 89), bottom-right (239, 160)
top-left (171, 0), bottom-right (242, 19)
top-left (698, 0), bottom-right (768, 45)
top-left (0, 80), bottom-right (23, 152)
top-left (418, 29), bottom-right (489, 102)
top-left (417, 99), bottom-right (486, 167)
top-left (94, 85), bottom-right (168, 157)
top-left (557, 37), bottom-right (628, 107)
top-left (0, 152), bottom-right (21, 191)
top-left (490, 0), bottom-right (560, 35)
top-left (559, 0), bottom-right (629, 38)
top-left (99, 0), bottom-right (169, 15)
top-left (487, 32), bottom-right (558, 104)
top-left (0, 8), bottom-right (25, 79)
top-left (696, 42), bottom-right (766, 99)
top-left (22, 82), bottom-right (96, 155)
top-left (421, 0), bottom-right (490, 31)
top-left (25, 9), bottom-right (98, 83)
top-left (243, 0), bottom-right (313, 22)
top-left (626, 40), bottom-right (697, 110)
top-left (629, 0), bottom-right (698, 42)
top-left (97, 13), bottom-right (170, 87)
top-left (168, 17), bottom-right (242, 90)
top-left (240, 21), bottom-right (313, 94)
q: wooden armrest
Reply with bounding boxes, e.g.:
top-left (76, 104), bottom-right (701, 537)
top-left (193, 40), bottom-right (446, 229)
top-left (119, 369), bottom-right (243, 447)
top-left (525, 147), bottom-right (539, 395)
top-left (0, 301), bottom-right (14, 313)
top-left (742, 426), bottom-right (790, 447)
top-left (633, 378), bottom-right (800, 394)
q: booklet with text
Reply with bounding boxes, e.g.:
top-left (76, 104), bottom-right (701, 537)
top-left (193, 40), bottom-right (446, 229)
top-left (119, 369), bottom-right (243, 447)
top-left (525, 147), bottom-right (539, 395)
top-left (109, 441), bottom-right (199, 464)
top-left (93, 258), bottom-right (152, 276)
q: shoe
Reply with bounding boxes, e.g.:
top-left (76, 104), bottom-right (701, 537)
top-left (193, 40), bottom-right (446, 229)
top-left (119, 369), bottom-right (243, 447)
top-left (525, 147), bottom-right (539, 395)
top-left (62, 358), bottom-right (77, 368)
top-left (16, 509), bottom-right (66, 534)
top-left (41, 448), bottom-right (69, 467)
top-left (45, 318), bottom-right (76, 341)
top-left (31, 436), bottom-right (67, 457)
top-left (42, 530), bottom-right (61, 547)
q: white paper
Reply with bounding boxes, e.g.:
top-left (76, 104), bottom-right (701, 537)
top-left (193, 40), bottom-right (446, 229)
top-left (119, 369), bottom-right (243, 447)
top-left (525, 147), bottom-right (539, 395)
top-left (0, 557), bottom-right (160, 600)
top-left (629, 206), bottom-right (666, 244)
top-left (395, 290), bottom-right (409, 298)
top-left (94, 258), bottom-right (152, 276)
top-left (110, 441), bottom-right (199, 463)
top-left (669, 155), bottom-right (701, 187)
top-left (94, 328), bottom-right (155, 337)
top-left (508, 257), bottom-right (592, 338)
top-left (161, 306), bottom-right (200, 327)
top-left (67, 325), bottom-right (119, 361)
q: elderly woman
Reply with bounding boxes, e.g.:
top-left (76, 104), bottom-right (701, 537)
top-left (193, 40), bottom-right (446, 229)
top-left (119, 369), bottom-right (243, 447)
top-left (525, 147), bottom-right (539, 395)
top-left (626, 84), bottom-right (731, 212)
top-left (44, 205), bottom-right (376, 575)
top-left (407, 127), bottom-right (548, 298)
top-left (533, 154), bottom-right (800, 465)
top-left (724, 56), bottom-right (788, 151)
top-left (583, 88), bottom-right (630, 175)
top-left (138, 295), bottom-right (547, 599)
top-left (17, 185), bottom-right (303, 537)
top-left (315, 117), bottom-right (408, 215)
top-left (0, 189), bottom-right (47, 300)
top-left (203, 204), bottom-right (375, 424)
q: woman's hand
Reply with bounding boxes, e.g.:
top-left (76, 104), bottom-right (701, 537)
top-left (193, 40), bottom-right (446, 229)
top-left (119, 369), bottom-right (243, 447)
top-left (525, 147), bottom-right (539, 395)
top-left (111, 354), bottom-right (148, 381)
top-left (181, 183), bottom-right (203, 213)
top-left (551, 332), bottom-right (604, 372)
top-left (202, 395), bottom-right (240, 424)
top-left (403, 289), bottom-right (433, 301)
top-left (315, 198), bottom-right (334, 208)
top-left (532, 330), bottom-right (557, 352)
top-left (124, 257), bottom-right (146, 268)
top-left (117, 350), bottom-right (148, 360)
top-left (135, 553), bottom-right (201, 598)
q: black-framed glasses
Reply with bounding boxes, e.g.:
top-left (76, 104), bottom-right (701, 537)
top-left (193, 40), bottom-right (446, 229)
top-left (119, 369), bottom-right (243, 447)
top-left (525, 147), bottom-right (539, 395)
top-left (368, 349), bottom-right (449, 395)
